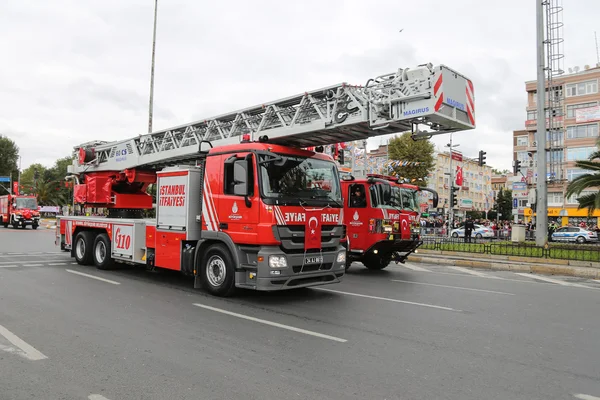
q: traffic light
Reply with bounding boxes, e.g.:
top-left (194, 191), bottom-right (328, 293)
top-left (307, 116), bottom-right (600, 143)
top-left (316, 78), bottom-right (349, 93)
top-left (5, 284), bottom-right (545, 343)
top-left (450, 186), bottom-right (458, 208)
top-left (478, 150), bottom-right (487, 166)
top-left (339, 149), bottom-right (345, 165)
top-left (513, 159), bottom-right (522, 175)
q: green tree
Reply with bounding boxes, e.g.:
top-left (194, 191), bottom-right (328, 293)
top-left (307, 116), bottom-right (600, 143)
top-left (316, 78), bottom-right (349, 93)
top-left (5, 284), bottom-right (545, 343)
top-left (491, 168), bottom-right (511, 175)
top-left (386, 132), bottom-right (435, 187)
top-left (0, 135), bottom-right (19, 194)
top-left (565, 140), bottom-right (600, 215)
top-left (493, 188), bottom-right (513, 221)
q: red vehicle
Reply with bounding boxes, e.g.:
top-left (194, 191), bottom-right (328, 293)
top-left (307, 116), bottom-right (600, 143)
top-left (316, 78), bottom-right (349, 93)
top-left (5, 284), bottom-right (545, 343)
top-left (55, 63), bottom-right (473, 296)
top-left (0, 194), bottom-right (41, 229)
top-left (341, 174), bottom-right (437, 270)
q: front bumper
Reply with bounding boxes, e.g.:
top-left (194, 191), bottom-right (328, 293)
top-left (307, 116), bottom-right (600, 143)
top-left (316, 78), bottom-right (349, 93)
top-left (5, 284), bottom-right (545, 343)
top-left (236, 245), bottom-right (346, 291)
top-left (13, 217), bottom-right (40, 226)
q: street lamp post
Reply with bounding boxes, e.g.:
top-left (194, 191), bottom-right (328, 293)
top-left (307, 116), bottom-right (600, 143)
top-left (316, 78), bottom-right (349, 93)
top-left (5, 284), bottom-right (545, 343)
top-left (445, 133), bottom-right (460, 238)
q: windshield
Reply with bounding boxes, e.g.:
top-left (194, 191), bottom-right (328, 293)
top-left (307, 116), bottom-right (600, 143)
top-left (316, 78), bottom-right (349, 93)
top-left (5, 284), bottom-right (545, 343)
top-left (258, 154), bottom-right (342, 205)
top-left (15, 197), bottom-right (38, 210)
top-left (369, 185), bottom-right (420, 213)
top-left (398, 187), bottom-right (420, 213)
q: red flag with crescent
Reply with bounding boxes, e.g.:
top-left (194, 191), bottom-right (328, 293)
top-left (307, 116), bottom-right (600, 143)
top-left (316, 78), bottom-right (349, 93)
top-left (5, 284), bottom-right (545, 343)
top-left (455, 166), bottom-right (463, 186)
top-left (12, 182), bottom-right (19, 195)
top-left (304, 209), bottom-right (322, 250)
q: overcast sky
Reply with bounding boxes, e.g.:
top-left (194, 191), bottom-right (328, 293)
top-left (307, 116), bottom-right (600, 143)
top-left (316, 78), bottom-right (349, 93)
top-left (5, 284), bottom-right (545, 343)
top-left (1, 0), bottom-right (599, 172)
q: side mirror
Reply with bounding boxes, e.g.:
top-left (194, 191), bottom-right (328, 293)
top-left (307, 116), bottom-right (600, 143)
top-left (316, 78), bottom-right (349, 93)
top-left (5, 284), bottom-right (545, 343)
top-left (420, 188), bottom-right (439, 208)
top-left (233, 162), bottom-right (249, 196)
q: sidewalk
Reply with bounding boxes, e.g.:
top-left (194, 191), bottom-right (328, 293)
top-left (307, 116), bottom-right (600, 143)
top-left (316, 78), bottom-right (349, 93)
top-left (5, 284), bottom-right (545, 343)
top-left (407, 249), bottom-right (600, 279)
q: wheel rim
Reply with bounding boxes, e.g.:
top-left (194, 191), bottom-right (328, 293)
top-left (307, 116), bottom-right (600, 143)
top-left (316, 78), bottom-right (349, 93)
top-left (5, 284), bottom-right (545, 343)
top-left (206, 255), bottom-right (226, 287)
top-left (76, 238), bottom-right (86, 259)
top-left (95, 241), bottom-right (106, 263)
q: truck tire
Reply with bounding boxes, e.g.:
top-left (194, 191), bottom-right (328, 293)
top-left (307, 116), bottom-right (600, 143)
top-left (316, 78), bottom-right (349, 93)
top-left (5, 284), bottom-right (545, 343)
top-left (92, 233), bottom-right (114, 270)
top-left (201, 243), bottom-right (236, 297)
top-left (32, 224), bottom-right (38, 230)
top-left (362, 253), bottom-right (391, 270)
top-left (74, 231), bottom-right (95, 266)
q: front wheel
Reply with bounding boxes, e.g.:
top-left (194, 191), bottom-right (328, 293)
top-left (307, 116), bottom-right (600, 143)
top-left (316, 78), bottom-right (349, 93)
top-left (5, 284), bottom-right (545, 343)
top-left (201, 244), bottom-right (236, 297)
top-left (362, 253), bottom-right (391, 270)
top-left (475, 233), bottom-right (482, 239)
top-left (576, 236), bottom-right (586, 244)
top-left (452, 232), bottom-right (459, 238)
top-left (32, 224), bottom-right (38, 230)
top-left (93, 233), bottom-right (114, 270)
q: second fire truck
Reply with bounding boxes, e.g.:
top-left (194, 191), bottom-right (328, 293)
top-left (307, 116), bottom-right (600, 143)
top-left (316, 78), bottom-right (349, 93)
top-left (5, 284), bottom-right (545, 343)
top-left (56, 62), bottom-right (474, 296)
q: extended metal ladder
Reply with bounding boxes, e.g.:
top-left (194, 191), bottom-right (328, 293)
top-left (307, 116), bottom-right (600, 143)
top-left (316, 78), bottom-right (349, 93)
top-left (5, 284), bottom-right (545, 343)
top-left (69, 63), bottom-right (475, 174)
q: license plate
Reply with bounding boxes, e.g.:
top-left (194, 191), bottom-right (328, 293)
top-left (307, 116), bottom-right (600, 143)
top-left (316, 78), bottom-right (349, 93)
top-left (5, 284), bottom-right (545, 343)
top-left (304, 256), bottom-right (323, 265)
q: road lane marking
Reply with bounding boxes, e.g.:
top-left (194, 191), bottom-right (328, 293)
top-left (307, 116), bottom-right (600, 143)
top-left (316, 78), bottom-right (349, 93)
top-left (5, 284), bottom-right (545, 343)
top-left (23, 264), bottom-right (43, 267)
top-left (515, 273), bottom-right (591, 288)
top-left (314, 288), bottom-right (462, 312)
top-left (47, 262), bottom-right (67, 266)
top-left (449, 266), bottom-right (499, 278)
top-left (395, 263), bottom-right (431, 272)
top-left (192, 303), bottom-right (347, 343)
top-left (390, 279), bottom-right (515, 295)
top-left (0, 324), bottom-right (48, 361)
top-left (89, 395), bottom-right (112, 400)
top-left (65, 269), bottom-right (121, 285)
top-left (0, 265), bottom-right (18, 268)
top-left (0, 252), bottom-right (63, 258)
top-left (574, 394), bottom-right (600, 400)
top-left (0, 259), bottom-right (67, 265)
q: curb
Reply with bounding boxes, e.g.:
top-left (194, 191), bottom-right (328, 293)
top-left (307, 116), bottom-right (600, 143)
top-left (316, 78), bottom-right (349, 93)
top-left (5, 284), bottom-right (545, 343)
top-left (407, 254), bottom-right (600, 279)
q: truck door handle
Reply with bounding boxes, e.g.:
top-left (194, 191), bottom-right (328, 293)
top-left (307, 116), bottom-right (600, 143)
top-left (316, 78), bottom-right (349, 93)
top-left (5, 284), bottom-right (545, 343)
top-left (219, 223), bottom-right (228, 230)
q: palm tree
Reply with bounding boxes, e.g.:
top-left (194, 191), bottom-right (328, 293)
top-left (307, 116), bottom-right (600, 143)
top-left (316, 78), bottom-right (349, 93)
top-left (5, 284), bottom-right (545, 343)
top-left (565, 139), bottom-right (600, 215)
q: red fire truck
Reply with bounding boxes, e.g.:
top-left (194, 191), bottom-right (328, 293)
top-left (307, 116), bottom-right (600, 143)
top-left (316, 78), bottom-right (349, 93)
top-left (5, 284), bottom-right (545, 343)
top-left (0, 194), bottom-right (41, 229)
top-left (55, 63), bottom-right (474, 296)
top-left (341, 174), bottom-right (438, 270)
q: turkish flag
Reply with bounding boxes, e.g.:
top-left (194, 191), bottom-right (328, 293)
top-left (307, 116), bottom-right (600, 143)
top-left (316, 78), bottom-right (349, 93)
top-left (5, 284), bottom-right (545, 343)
top-left (455, 166), bottom-right (463, 186)
top-left (304, 209), bottom-right (322, 250)
top-left (12, 182), bottom-right (19, 195)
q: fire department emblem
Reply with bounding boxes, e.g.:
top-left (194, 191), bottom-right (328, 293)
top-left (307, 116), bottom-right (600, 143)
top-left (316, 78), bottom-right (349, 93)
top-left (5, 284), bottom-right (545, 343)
top-left (353, 211), bottom-right (359, 221)
top-left (232, 202), bottom-right (238, 213)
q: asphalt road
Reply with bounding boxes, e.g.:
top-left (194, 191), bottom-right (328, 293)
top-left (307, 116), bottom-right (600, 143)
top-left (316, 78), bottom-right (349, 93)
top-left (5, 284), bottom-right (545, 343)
top-left (1, 226), bottom-right (600, 400)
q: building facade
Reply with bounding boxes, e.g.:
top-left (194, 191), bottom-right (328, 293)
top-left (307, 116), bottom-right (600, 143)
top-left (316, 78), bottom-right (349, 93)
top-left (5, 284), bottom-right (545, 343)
top-left (517, 63), bottom-right (600, 225)
top-left (427, 151), bottom-right (494, 218)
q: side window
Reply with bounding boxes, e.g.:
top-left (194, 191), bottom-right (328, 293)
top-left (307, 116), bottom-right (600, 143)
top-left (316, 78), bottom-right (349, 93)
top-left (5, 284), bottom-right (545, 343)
top-left (224, 157), bottom-right (254, 196)
top-left (348, 184), bottom-right (367, 208)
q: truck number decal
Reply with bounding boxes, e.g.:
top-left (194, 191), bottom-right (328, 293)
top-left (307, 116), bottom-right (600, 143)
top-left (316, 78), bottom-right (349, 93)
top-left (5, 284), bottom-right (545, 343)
top-left (114, 228), bottom-right (131, 250)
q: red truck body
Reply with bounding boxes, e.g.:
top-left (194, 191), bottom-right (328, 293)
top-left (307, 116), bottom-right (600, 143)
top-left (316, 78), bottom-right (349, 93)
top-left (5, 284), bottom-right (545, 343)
top-left (341, 174), bottom-right (437, 270)
top-left (56, 142), bottom-right (346, 296)
top-left (0, 194), bottom-right (40, 229)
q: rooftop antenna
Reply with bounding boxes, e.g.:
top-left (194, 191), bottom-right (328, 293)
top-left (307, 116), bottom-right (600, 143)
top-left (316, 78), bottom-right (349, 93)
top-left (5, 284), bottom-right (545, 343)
top-left (596, 31), bottom-right (600, 64)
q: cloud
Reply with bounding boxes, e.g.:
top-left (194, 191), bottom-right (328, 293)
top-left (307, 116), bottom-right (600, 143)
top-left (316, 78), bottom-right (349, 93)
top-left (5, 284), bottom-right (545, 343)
top-left (0, 0), bottom-right (598, 173)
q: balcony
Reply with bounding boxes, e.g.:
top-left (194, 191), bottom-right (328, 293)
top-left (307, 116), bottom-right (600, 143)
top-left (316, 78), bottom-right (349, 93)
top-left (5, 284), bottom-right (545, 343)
top-left (525, 116), bottom-right (564, 131)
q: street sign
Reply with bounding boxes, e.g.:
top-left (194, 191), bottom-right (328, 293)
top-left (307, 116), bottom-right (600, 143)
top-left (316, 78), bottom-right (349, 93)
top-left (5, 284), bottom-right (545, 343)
top-left (513, 198), bottom-right (518, 208)
top-left (0, 176), bottom-right (10, 182)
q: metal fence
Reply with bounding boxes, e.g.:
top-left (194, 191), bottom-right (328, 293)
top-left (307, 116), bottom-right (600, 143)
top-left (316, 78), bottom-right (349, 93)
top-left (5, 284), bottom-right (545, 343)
top-left (420, 237), bottom-right (600, 262)
top-left (420, 227), bottom-right (537, 241)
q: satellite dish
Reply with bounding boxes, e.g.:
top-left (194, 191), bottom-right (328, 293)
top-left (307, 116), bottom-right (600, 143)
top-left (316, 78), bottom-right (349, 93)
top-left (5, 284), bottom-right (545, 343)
top-left (568, 68), bottom-right (573, 73)
top-left (574, 66), bottom-right (580, 72)
top-left (585, 65), bottom-right (591, 70)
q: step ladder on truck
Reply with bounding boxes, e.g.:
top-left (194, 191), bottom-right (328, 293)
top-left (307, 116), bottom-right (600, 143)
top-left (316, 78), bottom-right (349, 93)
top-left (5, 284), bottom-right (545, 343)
top-left (341, 174), bottom-right (438, 271)
top-left (55, 63), bottom-right (475, 296)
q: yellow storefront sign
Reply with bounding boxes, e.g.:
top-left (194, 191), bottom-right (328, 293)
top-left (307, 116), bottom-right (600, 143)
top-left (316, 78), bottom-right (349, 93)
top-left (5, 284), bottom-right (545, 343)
top-left (524, 207), bottom-right (600, 225)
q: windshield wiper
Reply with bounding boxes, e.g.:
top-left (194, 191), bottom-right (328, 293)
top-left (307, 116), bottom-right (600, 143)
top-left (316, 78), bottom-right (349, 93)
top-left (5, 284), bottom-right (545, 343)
top-left (311, 194), bottom-right (342, 208)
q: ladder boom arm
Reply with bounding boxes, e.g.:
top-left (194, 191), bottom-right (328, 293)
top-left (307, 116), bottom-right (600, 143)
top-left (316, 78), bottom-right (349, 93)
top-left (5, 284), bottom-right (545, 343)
top-left (69, 63), bottom-right (475, 174)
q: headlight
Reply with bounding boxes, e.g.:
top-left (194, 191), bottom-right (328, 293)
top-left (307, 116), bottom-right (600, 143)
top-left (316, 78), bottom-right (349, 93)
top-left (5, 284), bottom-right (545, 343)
top-left (268, 255), bottom-right (287, 268)
top-left (336, 251), bottom-right (346, 263)
top-left (383, 226), bottom-right (392, 233)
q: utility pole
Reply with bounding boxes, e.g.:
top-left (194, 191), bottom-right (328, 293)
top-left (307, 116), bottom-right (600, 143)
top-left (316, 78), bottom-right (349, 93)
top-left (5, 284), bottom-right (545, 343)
top-left (446, 133), bottom-right (459, 237)
top-left (535, 0), bottom-right (548, 247)
top-left (148, 0), bottom-right (159, 134)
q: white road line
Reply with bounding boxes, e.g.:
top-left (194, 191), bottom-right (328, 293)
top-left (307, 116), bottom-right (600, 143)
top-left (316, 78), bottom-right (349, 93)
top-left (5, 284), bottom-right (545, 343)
top-left (23, 264), bottom-right (43, 267)
top-left (0, 265), bottom-right (18, 268)
top-left (574, 394), bottom-right (600, 400)
top-left (0, 252), bottom-right (63, 258)
top-left (448, 266), bottom-right (499, 278)
top-left (89, 395), bottom-right (112, 400)
top-left (65, 269), bottom-right (121, 285)
top-left (47, 262), bottom-right (67, 266)
top-left (0, 324), bottom-right (48, 361)
top-left (515, 273), bottom-right (590, 288)
top-left (395, 263), bottom-right (431, 272)
top-left (390, 279), bottom-right (515, 295)
top-left (0, 259), bottom-right (67, 265)
top-left (314, 288), bottom-right (462, 312)
top-left (192, 303), bottom-right (347, 343)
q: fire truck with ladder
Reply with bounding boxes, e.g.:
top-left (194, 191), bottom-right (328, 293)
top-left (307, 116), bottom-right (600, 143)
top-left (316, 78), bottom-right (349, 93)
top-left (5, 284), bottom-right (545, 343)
top-left (55, 62), bottom-right (475, 296)
top-left (341, 174), bottom-right (437, 270)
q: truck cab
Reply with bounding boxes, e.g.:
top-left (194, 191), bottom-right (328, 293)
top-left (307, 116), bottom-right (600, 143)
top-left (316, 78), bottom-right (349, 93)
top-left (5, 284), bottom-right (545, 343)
top-left (341, 174), bottom-right (437, 270)
top-left (0, 194), bottom-right (40, 229)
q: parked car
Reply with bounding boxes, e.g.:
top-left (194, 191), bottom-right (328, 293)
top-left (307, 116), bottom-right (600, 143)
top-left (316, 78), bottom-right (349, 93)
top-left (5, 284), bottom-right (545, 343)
top-left (551, 226), bottom-right (598, 243)
top-left (451, 224), bottom-right (494, 239)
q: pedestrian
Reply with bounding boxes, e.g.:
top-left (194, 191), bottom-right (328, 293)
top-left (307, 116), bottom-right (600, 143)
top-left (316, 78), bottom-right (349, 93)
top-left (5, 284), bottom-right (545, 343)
top-left (464, 217), bottom-right (474, 243)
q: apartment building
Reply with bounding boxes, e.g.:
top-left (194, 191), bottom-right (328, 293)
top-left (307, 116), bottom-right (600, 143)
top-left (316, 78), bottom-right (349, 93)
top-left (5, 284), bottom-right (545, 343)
top-left (517, 63), bottom-right (600, 225)
top-left (427, 151), bottom-right (494, 218)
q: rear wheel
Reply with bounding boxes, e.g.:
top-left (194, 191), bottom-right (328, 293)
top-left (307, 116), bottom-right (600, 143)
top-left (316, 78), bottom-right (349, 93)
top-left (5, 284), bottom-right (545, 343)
top-left (74, 231), bottom-right (95, 265)
top-left (93, 233), bottom-right (114, 270)
top-left (576, 236), bottom-right (586, 244)
top-left (475, 233), bottom-right (482, 239)
top-left (452, 232), bottom-right (459, 238)
top-left (201, 244), bottom-right (236, 297)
